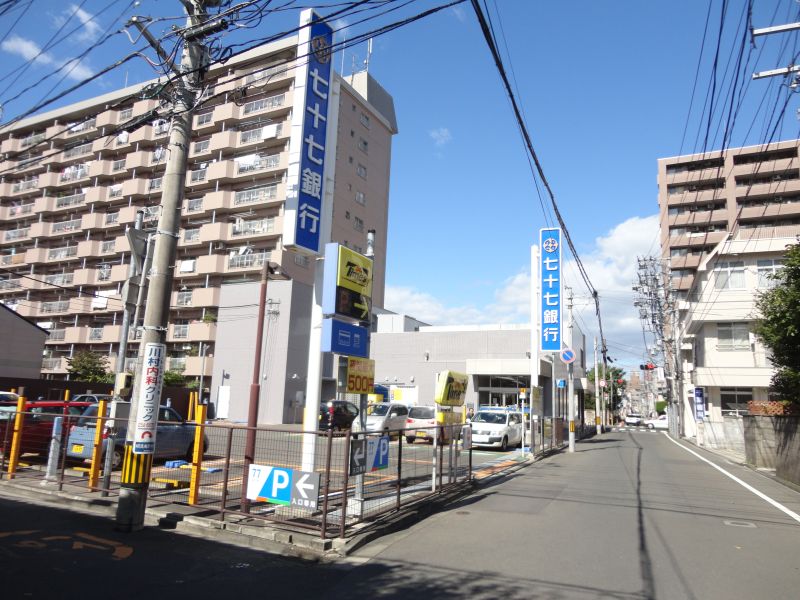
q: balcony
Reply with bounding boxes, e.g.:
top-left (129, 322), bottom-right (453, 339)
top-left (739, 201), bottom-right (800, 221)
top-left (42, 357), bottom-right (67, 372)
top-left (10, 177), bottom-right (39, 194)
top-left (3, 228), bottom-right (31, 243)
top-left (81, 212), bottom-right (106, 231)
top-left (121, 178), bottom-right (149, 197)
top-left (0, 253), bottom-right (26, 267)
top-left (77, 240), bottom-right (102, 258)
top-left (230, 217), bottom-right (277, 239)
top-left (3, 203), bottom-right (35, 220)
top-left (51, 219), bottom-right (82, 235)
top-left (185, 197), bottom-right (205, 214)
top-left (54, 192), bottom-right (86, 211)
top-left (199, 222), bottom-right (224, 243)
top-left (196, 254), bottom-right (225, 274)
top-left (227, 251), bottom-right (271, 271)
top-left (168, 357), bottom-right (187, 372)
top-left (40, 300), bottom-right (70, 315)
top-left (88, 160), bottom-right (114, 178)
top-left (48, 329), bottom-right (66, 342)
top-left (44, 273), bottom-right (74, 287)
top-left (47, 245), bottom-right (79, 261)
top-left (85, 187), bottom-right (112, 204)
top-left (170, 324), bottom-right (190, 340)
top-left (0, 277), bottom-right (22, 292)
top-left (669, 254), bottom-right (702, 270)
top-left (184, 355), bottom-right (213, 377)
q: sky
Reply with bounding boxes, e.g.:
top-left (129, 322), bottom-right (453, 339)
top-left (2, 0), bottom-right (799, 374)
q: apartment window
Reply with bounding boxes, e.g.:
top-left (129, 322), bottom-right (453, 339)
top-left (294, 254), bottom-right (310, 268)
top-left (190, 167), bottom-right (207, 182)
top-left (183, 228), bottom-right (200, 243)
top-left (118, 107), bottom-right (133, 121)
top-left (670, 247), bottom-right (688, 257)
top-left (757, 259), bottom-right (783, 288)
top-left (186, 197), bottom-right (204, 212)
top-left (112, 159), bottom-right (126, 172)
top-left (149, 177), bottom-right (163, 191)
top-left (236, 153), bottom-right (279, 174)
top-left (356, 163), bottom-right (367, 179)
top-left (243, 93), bottom-right (285, 116)
top-left (345, 211), bottom-right (350, 220)
top-left (196, 112), bottom-right (213, 126)
top-left (193, 140), bottom-right (210, 154)
top-left (355, 191), bottom-right (366, 206)
top-left (234, 184), bottom-right (277, 205)
top-left (353, 216), bottom-right (364, 232)
top-left (360, 112), bottom-right (370, 128)
top-left (717, 322), bottom-right (750, 350)
top-left (714, 261), bottom-right (745, 290)
top-left (358, 137), bottom-right (368, 153)
top-left (719, 387), bottom-right (753, 413)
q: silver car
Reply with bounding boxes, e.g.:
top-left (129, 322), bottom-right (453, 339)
top-left (365, 402), bottom-right (408, 434)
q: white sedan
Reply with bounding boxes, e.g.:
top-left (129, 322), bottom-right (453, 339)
top-left (644, 414), bottom-right (669, 430)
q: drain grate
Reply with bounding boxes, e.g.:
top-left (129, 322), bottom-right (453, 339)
top-left (724, 520), bottom-right (756, 528)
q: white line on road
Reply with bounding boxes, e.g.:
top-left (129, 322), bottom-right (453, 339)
top-left (663, 433), bottom-right (800, 524)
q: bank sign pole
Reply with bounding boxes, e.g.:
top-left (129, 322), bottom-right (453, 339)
top-left (539, 228), bottom-right (562, 445)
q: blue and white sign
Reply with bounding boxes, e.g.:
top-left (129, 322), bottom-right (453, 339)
top-left (557, 379), bottom-right (567, 389)
top-left (246, 464), bottom-right (320, 510)
top-left (559, 347), bottom-right (576, 365)
top-left (693, 388), bottom-right (705, 421)
top-left (367, 435), bottom-right (389, 471)
top-left (539, 228), bottom-right (562, 353)
top-left (284, 11), bottom-right (333, 255)
top-left (322, 318), bottom-right (369, 358)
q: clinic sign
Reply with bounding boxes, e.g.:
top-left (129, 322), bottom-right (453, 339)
top-left (694, 388), bottom-right (705, 421)
top-left (133, 343), bottom-right (166, 454)
top-left (539, 228), bottom-right (562, 353)
top-left (284, 11), bottom-right (333, 255)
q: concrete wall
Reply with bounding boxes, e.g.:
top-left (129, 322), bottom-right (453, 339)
top-left (703, 416), bottom-right (745, 457)
top-left (0, 307), bottom-right (46, 378)
top-left (743, 416), bottom-right (800, 486)
top-left (211, 279), bottom-right (312, 424)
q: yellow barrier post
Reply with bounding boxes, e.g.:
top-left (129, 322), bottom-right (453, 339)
top-left (7, 396), bottom-right (27, 479)
top-left (188, 403), bottom-right (207, 505)
top-left (64, 389), bottom-right (71, 402)
top-left (88, 399), bottom-right (108, 490)
top-left (187, 391), bottom-right (196, 422)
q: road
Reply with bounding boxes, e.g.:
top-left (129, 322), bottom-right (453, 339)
top-left (3, 429), bottom-right (798, 599)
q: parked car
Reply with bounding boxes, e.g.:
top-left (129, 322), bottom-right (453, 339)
top-left (645, 414), bottom-right (669, 430)
top-left (318, 400), bottom-right (359, 430)
top-left (70, 393), bottom-right (113, 404)
top-left (624, 413), bottom-right (643, 426)
top-left (470, 410), bottom-right (524, 451)
top-left (365, 402), bottom-right (408, 434)
top-left (0, 391), bottom-right (20, 405)
top-left (405, 406), bottom-right (436, 444)
top-left (0, 400), bottom-right (93, 456)
top-left (67, 402), bottom-right (208, 469)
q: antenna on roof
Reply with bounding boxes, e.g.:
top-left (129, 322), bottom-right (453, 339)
top-left (364, 38), bottom-right (373, 73)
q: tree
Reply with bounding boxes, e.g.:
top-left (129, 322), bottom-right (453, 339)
top-left (586, 366), bottom-right (626, 413)
top-left (66, 351), bottom-right (113, 383)
top-left (162, 370), bottom-right (186, 387)
top-left (754, 242), bottom-right (800, 405)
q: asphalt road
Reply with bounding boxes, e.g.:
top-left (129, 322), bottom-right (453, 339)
top-left (4, 430), bottom-right (797, 599)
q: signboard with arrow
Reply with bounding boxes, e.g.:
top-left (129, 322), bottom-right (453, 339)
top-left (245, 464), bottom-right (320, 511)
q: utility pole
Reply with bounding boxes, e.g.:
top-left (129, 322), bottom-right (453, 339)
top-left (594, 337), bottom-right (601, 435)
top-left (116, 0), bottom-right (216, 532)
top-left (566, 287), bottom-right (575, 452)
top-left (115, 210), bottom-right (144, 386)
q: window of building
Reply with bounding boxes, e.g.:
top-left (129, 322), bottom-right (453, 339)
top-left (345, 211), bottom-right (350, 220)
top-left (356, 163), bottom-right (367, 179)
top-left (757, 259), bottom-right (783, 288)
top-left (360, 112), bottom-right (370, 128)
top-left (118, 107), bottom-right (133, 122)
top-left (348, 156), bottom-right (353, 164)
top-left (717, 322), bottom-right (750, 350)
top-left (355, 191), bottom-right (366, 206)
top-left (671, 247), bottom-right (688, 257)
top-left (294, 254), bottom-right (309, 268)
top-left (353, 216), bottom-right (364, 232)
top-left (714, 261), bottom-right (745, 289)
top-left (196, 112), bottom-right (213, 126)
top-left (358, 137), bottom-right (368, 153)
top-left (719, 387), bottom-right (753, 413)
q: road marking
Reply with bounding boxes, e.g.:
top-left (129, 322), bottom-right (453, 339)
top-left (664, 433), bottom-right (800, 524)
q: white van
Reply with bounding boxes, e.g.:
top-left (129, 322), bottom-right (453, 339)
top-left (470, 410), bottom-right (523, 451)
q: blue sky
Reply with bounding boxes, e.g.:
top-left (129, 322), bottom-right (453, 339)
top-left (2, 0), bottom-right (799, 372)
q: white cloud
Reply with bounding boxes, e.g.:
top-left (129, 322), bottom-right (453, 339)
top-left (52, 5), bottom-right (102, 42)
top-left (451, 6), bottom-right (467, 22)
top-left (1, 34), bottom-right (93, 82)
top-left (385, 214), bottom-right (661, 368)
top-left (429, 127), bottom-right (452, 147)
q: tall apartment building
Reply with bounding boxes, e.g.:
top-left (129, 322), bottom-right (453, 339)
top-left (0, 27), bottom-right (398, 397)
top-left (657, 140), bottom-right (799, 437)
top-left (657, 139), bottom-right (800, 294)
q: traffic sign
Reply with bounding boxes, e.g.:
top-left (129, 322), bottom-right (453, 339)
top-left (599, 380), bottom-right (607, 388)
top-left (557, 379), bottom-right (566, 389)
top-left (246, 465), bottom-right (321, 510)
top-left (559, 347), bottom-right (576, 365)
top-left (349, 438), bottom-right (367, 475)
top-left (369, 436), bottom-right (389, 471)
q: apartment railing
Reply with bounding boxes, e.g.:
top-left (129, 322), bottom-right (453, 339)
top-left (42, 358), bottom-right (63, 369)
top-left (44, 273), bottom-right (73, 286)
top-left (51, 219), bottom-right (82, 234)
top-left (234, 184), bottom-right (277, 206)
top-left (9, 204), bottom-right (34, 217)
top-left (11, 178), bottom-right (38, 193)
top-left (236, 154), bottom-right (279, 174)
top-left (89, 327), bottom-right (104, 341)
top-left (228, 252), bottom-right (270, 269)
top-left (232, 218), bottom-right (274, 237)
top-left (4, 228), bottom-right (30, 242)
top-left (49, 329), bottom-right (66, 341)
top-left (48, 246), bottom-right (79, 260)
top-left (55, 193), bottom-right (86, 209)
top-left (172, 324), bottom-right (189, 339)
top-left (40, 300), bottom-right (70, 313)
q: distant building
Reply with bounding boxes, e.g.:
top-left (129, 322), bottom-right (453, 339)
top-left (657, 141), bottom-right (798, 436)
top-left (0, 20), bottom-right (397, 420)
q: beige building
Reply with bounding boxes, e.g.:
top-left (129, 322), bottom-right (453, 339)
top-left (657, 140), bottom-right (798, 438)
top-left (0, 30), bottom-right (397, 389)
top-left (657, 139), bottom-right (800, 295)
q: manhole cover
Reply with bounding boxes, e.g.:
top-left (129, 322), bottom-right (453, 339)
top-left (724, 520), bottom-right (756, 528)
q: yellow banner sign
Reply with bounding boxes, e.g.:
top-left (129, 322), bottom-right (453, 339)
top-left (337, 246), bottom-right (373, 297)
top-left (434, 371), bottom-right (468, 406)
top-left (346, 357), bottom-right (374, 394)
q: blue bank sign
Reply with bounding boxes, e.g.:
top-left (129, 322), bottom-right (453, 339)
top-left (539, 228), bottom-right (562, 353)
top-left (322, 318), bottom-right (369, 358)
top-left (285, 11), bottom-right (333, 255)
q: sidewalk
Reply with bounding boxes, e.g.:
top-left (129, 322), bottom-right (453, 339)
top-left (0, 449), bottom-right (538, 559)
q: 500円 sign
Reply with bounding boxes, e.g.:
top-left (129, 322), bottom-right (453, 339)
top-left (345, 357), bottom-right (374, 394)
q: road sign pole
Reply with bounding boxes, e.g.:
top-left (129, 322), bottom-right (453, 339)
top-left (567, 287), bottom-right (575, 452)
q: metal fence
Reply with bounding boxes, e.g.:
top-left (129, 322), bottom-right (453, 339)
top-left (1, 407), bottom-right (591, 540)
